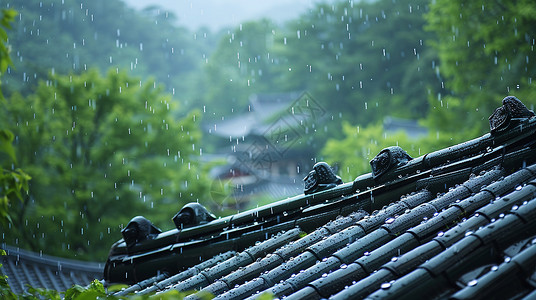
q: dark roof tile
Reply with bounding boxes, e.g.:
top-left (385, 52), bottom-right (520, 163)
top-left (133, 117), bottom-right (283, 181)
top-left (104, 97), bottom-right (536, 299)
top-left (451, 239), bottom-right (536, 299)
top-left (132, 250), bottom-right (235, 295)
top-left (157, 228), bottom-right (300, 294)
top-left (1, 245), bottom-right (103, 295)
top-left (358, 184), bottom-right (536, 299)
top-left (252, 167), bottom-right (506, 299)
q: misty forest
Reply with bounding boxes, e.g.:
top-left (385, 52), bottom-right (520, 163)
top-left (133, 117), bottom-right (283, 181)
top-left (1, 0), bottom-right (535, 267)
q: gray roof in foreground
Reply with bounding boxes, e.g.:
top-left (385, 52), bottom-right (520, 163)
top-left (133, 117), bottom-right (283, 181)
top-left (100, 95), bottom-right (536, 299)
top-left (1, 244), bottom-right (104, 295)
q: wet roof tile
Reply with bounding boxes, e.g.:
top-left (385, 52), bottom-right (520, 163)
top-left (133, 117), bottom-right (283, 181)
top-left (1, 245), bottom-right (103, 295)
top-left (106, 96), bottom-right (536, 299)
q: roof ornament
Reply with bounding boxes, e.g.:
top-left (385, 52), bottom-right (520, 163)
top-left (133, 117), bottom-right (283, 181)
top-left (370, 146), bottom-right (413, 179)
top-left (489, 96), bottom-right (535, 133)
top-left (172, 202), bottom-right (217, 230)
top-left (303, 162), bottom-right (343, 195)
top-left (121, 216), bottom-right (162, 248)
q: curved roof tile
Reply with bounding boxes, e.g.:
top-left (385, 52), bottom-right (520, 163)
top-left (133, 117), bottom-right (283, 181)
top-left (106, 96), bottom-right (536, 300)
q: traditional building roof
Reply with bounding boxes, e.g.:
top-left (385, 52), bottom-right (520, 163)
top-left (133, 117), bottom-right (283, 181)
top-left (1, 244), bottom-right (104, 295)
top-left (106, 96), bottom-right (536, 299)
top-left (208, 91), bottom-right (304, 139)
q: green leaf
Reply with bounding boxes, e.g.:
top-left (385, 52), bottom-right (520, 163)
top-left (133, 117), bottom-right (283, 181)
top-left (0, 129), bottom-right (16, 164)
top-left (64, 284), bottom-right (86, 300)
top-left (72, 290), bottom-right (103, 300)
top-left (106, 284), bottom-right (129, 293)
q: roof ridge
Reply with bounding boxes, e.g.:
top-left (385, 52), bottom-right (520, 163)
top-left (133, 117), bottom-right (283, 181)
top-left (1, 244), bottom-right (104, 272)
top-left (104, 96), bottom-right (536, 299)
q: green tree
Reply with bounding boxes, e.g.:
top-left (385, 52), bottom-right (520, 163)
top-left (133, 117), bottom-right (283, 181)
top-left (0, 8), bottom-right (31, 227)
top-left (275, 0), bottom-right (440, 125)
top-left (424, 0), bottom-right (536, 134)
top-left (2, 0), bottom-right (212, 101)
top-left (0, 69), bottom-right (211, 261)
top-left (322, 122), bottom-right (423, 181)
top-left (321, 120), bottom-right (467, 182)
top-left (324, 0), bottom-right (536, 182)
top-left (0, 8), bottom-right (16, 100)
top-left (199, 19), bottom-right (283, 118)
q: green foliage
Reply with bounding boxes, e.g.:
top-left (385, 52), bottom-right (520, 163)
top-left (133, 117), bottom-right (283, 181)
top-left (0, 265), bottom-right (198, 300)
top-left (0, 166), bottom-right (31, 226)
top-left (199, 19), bottom-right (282, 118)
top-left (2, 0), bottom-right (214, 102)
top-left (0, 250), bottom-right (16, 300)
top-left (0, 7), bottom-right (31, 228)
top-left (323, 0), bottom-right (536, 174)
top-left (275, 0), bottom-right (439, 124)
top-left (321, 120), bottom-right (472, 182)
top-left (0, 8), bottom-right (16, 101)
top-left (322, 122), bottom-right (422, 181)
top-left (0, 69), bottom-right (212, 260)
top-left (424, 0), bottom-right (536, 134)
top-left (63, 280), bottom-right (106, 300)
top-left (198, 0), bottom-right (440, 132)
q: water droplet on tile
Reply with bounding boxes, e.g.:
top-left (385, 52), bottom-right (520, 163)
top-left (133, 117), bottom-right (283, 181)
top-left (385, 217), bottom-right (395, 224)
top-left (381, 282), bottom-right (391, 289)
top-left (468, 279), bottom-right (478, 287)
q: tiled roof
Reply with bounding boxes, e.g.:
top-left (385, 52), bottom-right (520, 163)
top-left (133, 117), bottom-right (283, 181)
top-left (1, 244), bottom-right (104, 295)
top-left (208, 91), bottom-right (303, 138)
top-left (105, 96), bottom-right (536, 299)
